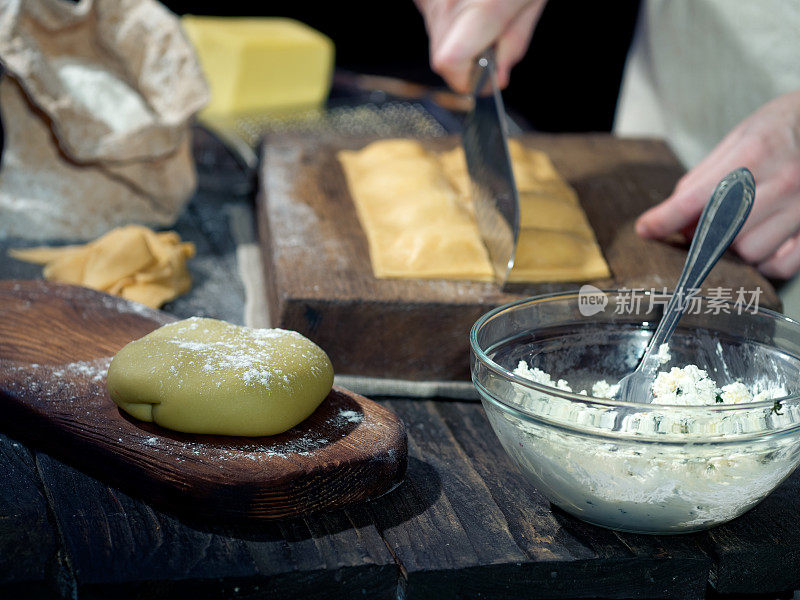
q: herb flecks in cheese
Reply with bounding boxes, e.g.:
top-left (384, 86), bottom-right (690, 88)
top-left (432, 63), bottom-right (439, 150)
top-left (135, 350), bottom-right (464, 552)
top-left (499, 343), bottom-right (795, 533)
top-left (513, 343), bottom-right (784, 406)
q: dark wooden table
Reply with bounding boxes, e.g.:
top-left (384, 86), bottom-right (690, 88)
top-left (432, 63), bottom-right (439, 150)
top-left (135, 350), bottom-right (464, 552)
top-left (3, 125), bottom-right (800, 600)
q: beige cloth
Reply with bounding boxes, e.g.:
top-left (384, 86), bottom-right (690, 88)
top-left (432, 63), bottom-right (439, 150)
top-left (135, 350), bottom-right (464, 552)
top-left (615, 0), bottom-right (800, 168)
top-left (0, 0), bottom-right (209, 240)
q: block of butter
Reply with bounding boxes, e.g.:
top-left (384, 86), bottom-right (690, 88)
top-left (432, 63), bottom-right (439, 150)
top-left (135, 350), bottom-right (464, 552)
top-left (181, 16), bottom-right (334, 119)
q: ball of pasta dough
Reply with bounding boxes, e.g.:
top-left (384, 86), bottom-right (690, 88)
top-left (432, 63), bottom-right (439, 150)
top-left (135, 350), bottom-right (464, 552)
top-left (107, 317), bottom-right (334, 436)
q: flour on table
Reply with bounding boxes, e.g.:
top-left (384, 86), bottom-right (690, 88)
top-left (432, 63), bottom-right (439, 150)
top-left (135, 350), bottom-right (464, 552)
top-left (6, 358), bottom-right (112, 403)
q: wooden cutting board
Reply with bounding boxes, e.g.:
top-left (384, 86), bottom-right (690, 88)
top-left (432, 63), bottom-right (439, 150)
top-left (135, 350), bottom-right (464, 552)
top-left (257, 133), bottom-right (779, 382)
top-left (0, 280), bottom-right (407, 520)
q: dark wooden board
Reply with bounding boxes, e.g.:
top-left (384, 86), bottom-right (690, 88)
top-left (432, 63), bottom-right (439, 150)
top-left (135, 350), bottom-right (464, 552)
top-left (0, 280), bottom-right (407, 520)
top-left (6, 394), bottom-right (800, 598)
top-left (32, 450), bottom-right (400, 600)
top-left (702, 458), bottom-right (800, 594)
top-left (5, 126), bottom-right (796, 597)
top-left (0, 433), bottom-right (62, 599)
top-left (257, 133), bottom-right (780, 381)
top-left (376, 400), bottom-right (712, 600)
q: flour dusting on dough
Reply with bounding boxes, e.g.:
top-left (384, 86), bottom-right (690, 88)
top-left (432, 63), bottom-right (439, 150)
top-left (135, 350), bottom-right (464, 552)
top-left (161, 317), bottom-right (326, 391)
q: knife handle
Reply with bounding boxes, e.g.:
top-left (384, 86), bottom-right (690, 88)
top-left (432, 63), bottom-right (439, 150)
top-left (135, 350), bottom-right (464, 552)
top-left (471, 47), bottom-right (497, 97)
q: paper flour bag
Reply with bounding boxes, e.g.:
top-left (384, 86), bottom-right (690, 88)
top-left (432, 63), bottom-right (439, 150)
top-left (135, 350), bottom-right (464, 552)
top-left (0, 0), bottom-right (209, 240)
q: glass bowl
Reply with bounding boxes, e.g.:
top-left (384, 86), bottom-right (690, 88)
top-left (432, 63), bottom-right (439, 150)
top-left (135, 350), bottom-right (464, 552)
top-left (470, 290), bottom-right (800, 534)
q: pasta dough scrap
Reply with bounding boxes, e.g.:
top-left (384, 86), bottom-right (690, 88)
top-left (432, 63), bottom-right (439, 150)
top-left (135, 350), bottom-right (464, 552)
top-left (107, 317), bottom-right (334, 436)
top-left (338, 138), bottom-right (610, 283)
top-left (8, 225), bottom-right (195, 308)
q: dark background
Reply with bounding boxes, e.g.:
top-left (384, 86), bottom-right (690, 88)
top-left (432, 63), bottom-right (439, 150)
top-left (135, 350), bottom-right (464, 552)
top-left (163, 1), bottom-right (641, 132)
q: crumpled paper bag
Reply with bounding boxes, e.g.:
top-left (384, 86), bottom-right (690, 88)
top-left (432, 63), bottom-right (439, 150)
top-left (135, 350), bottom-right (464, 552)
top-left (0, 0), bottom-right (210, 240)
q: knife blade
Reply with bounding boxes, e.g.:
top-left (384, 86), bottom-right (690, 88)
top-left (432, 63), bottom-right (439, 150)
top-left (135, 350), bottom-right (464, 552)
top-left (462, 48), bottom-right (520, 286)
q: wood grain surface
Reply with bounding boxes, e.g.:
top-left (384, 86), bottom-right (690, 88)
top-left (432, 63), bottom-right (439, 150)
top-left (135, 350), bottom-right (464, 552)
top-left (3, 128), bottom-right (798, 598)
top-left (8, 391), bottom-right (800, 598)
top-left (0, 280), bottom-right (407, 520)
top-left (257, 133), bottom-right (780, 382)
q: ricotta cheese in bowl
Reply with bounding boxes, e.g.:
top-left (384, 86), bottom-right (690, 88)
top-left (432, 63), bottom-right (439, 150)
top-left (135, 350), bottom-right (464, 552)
top-left (470, 291), bottom-right (800, 533)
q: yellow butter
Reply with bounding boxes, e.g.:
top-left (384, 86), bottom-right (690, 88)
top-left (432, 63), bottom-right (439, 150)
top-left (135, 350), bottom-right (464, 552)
top-left (181, 16), bottom-right (334, 119)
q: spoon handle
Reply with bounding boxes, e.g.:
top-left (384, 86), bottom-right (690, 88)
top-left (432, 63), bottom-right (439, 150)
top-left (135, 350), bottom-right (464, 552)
top-left (640, 167), bottom-right (755, 373)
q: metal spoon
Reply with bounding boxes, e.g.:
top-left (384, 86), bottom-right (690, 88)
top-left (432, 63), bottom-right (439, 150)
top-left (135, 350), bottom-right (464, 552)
top-left (616, 167), bottom-right (755, 404)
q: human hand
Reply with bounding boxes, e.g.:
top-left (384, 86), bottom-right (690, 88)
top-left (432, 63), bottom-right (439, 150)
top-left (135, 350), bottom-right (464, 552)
top-left (414, 0), bottom-right (547, 94)
top-left (636, 90), bottom-right (800, 279)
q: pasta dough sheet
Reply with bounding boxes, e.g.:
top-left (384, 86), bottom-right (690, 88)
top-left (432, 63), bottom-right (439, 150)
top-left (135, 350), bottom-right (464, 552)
top-left (338, 140), bottom-right (493, 280)
top-left (338, 139), bottom-right (610, 283)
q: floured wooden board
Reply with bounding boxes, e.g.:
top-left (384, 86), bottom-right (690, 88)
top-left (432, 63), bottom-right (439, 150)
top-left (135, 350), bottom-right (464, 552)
top-left (0, 281), bottom-right (407, 520)
top-left (257, 133), bottom-right (779, 381)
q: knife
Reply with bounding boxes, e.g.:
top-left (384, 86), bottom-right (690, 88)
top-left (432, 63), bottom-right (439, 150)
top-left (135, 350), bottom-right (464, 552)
top-left (462, 47), bottom-right (520, 287)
